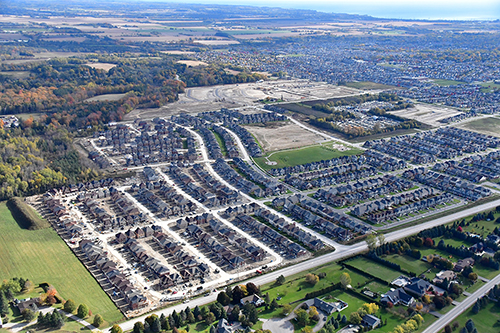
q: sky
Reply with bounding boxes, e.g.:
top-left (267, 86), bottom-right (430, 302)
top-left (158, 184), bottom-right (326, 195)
top-left (172, 0), bottom-right (500, 20)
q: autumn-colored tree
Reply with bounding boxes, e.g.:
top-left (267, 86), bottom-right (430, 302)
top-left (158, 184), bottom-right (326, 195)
top-left (305, 274), bottom-right (319, 286)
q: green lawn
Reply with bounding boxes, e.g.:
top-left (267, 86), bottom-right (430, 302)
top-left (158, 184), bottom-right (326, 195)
top-left (0, 202), bottom-right (123, 324)
top-left (439, 301), bottom-right (500, 333)
top-left (254, 144), bottom-right (363, 170)
top-left (432, 79), bottom-right (467, 86)
top-left (479, 81), bottom-right (500, 92)
top-left (345, 257), bottom-right (401, 283)
top-left (211, 130), bottom-right (228, 156)
top-left (384, 254), bottom-right (432, 276)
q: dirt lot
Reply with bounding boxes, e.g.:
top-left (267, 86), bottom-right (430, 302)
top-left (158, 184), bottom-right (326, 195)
top-left (177, 60), bottom-right (208, 67)
top-left (124, 80), bottom-right (364, 120)
top-left (85, 93), bottom-right (127, 102)
top-left (388, 103), bottom-right (464, 127)
top-left (244, 121), bottom-right (328, 152)
top-left (86, 62), bottom-right (117, 71)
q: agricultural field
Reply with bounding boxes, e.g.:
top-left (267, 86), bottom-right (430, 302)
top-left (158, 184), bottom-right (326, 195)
top-left (455, 116), bottom-right (500, 137)
top-left (253, 143), bottom-right (363, 170)
top-left (0, 202), bottom-right (123, 324)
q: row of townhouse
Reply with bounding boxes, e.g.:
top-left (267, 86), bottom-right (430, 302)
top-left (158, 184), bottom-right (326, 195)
top-left (364, 139), bottom-right (436, 165)
top-left (403, 168), bottom-right (491, 201)
top-left (267, 154), bottom-right (366, 177)
top-left (315, 174), bottom-right (414, 208)
top-left (79, 239), bottom-right (147, 310)
top-left (183, 223), bottom-right (246, 269)
top-left (274, 196), bottom-right (353, 242)
top-left (199, 108), bottom-right (286, 125)
top-left (157, 183), bottom-right (198, 215)
top-left (169, 166), bottom-right (221, 207)
top-left (364, 193), bottom-right (453, 224)
top-left (233, 158), bottom-right (287, 196)
top-left (52, 178), bottom-right (115, 195)
top-left (152, 231), bottom-right (210, 288)
top-left (196, 125), bottom-right (223, 160)
top-left (213, 158), bottom-right (266, 197)
top-left (352, 187), bottom-right (439, 217)
top-left (232, 214), bottom-right (308, 258)
top-left (364, 150), bottom-right (407, 171)
top-left (209, 218), bottom-right (267, 262)
top-left (191, 164), bottom-right (240, 204)
top-left (284, 165), bottom-right (377, 190)
top-left (253, 208), bottom-right (324, 251)
top-left (433, 161), bottom-right (490, 183)
top-left (211, 124), bottom-right (239, 158)
top-left (226, 123), bottom-right (262, 157)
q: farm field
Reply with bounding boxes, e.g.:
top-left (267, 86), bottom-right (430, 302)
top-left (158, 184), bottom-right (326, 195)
top-left (389, 103), bottom-right (464, 127)
top-left (0, 202), bottom-right (123, 324)
top-left (456, 117), bottom-right (500, 137)
top-left (254, 144), bottom-right (363, 170)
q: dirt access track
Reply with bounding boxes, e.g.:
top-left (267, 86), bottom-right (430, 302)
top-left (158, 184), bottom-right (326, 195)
top-left (243, 121), bottom-right (329, 152)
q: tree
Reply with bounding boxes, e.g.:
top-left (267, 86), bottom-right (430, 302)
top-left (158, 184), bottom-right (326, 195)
top-left (93, 314), bottom-right (104, 328)
top-left (0, 292), bottom-right (9, 316)
top-left (246, 282), bottom-right (260, 296)
top-left (111, 325), bottom-right (123, 333)
top-left (77, 304), bottom-right (89, 318)
top-left (422, 295), bottom-right (431, 304)
top-left (217, 291), bottom-right (231, 306)
top-left (205, 312), bottom-right (216, 325)
top-left (341, 315), bottom-right (347, 324)
top-left (445, 325), bottom-right (452, 333)
top-left (309, 306), bottom-right (319, 321)
top-left (366, 233), bottom-right (377, 250)
top-left (230, 305), bottom-right (240, 321)
top-left (276, 275), bottom-right (285, 286)
top-left (377, 233), bottom-right (385, 246)
top-left (295, 309), bottom-right (308, 326)
top-left (133, 322), bottom-right (144, 333)
top-left (340, 272), bottom-right (351, 289)
top-left (349, 312), bottom-right (362, 325)
top-left (22, 308), bottom-right (36, 322)
top-left (281, 304), bottom-right (292, 316)
top-left (151, 317), bottom-right (161, 333)
top-left (64, 299), bottom-right (77, 313)
top-left (362, 303), bottom-right (379, 315)
top-left (305, 274), bottom-right (319, 286)
top-left (468, 272), bottom-right (478, 281)
top-left (270, 299), bottom-right (278, 311)
top-left (232, 286), bottom-right (245, 304)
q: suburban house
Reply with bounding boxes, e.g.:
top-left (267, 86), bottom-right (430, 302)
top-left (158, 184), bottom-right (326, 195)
top-left (361, 314), bottom-right (381, 330)
top-left (240, 294), bottom-right (265, 307)
top-left (381, 288), bottom-right (415, 307)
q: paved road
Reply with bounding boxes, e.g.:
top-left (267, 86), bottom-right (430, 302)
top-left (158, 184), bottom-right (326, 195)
top-left (422, 272), bottom-right (500, 333)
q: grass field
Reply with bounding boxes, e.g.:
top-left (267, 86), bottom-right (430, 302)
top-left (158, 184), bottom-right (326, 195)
top-left (432, 79), bottom-right (467, 86)
top-left (341, 81), bottom-right (397, 90)
top-left (479, 81), bottom-right (500, 93)
top-left (439, 301), bottom-right (500, 333)
top-left (345, 257), bottom-right (402, 283)
top-left (384, 254), bottom-right (432, 276)
top-left (254, 144), bottom-right (363, 170)
top-left (0, 202), bottom-right (123, 324)
top-left (458, 117), bottom-right (500, 137)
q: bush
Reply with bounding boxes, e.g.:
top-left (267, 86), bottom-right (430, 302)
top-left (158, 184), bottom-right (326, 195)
top-left (93, 314), bottom-right (104, 327)
top-left (77, 304), bottom-right (89, 318)
top-left (7, 197), bottom-right (49, 230)
top-left (64, 299), bottom-right (77, 313)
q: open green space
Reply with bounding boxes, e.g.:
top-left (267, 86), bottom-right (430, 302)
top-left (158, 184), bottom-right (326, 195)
top-left (440, 301), bottom-right (500, 333)
top-left (0, 202), bottom-right (123, 324)
top-left (224, 29), bottom-right (291, 35)
top-left (384, 254), bottom-right (432, 276)
top-left (432, 79), bottom-right (467, 86)
top-left (341, 81), bottom-right (397, 90)
top-left (459, 117), bottom-right (500, 138)
top-left (254, 144), bottom-right (363, 170)
top-left (211, 130), bottom-right (228, 156)
top-left (479, 81), bottom-right (500, 92)
top-left (345, 257), bottom-right (402, 283)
